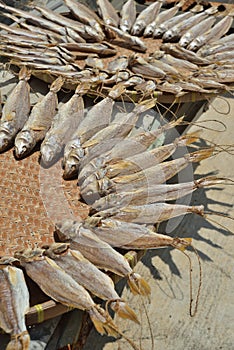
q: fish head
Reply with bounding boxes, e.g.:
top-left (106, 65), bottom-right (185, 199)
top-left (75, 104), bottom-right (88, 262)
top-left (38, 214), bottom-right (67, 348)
top-left (55, 219), bottom-right (82, 241)
top-left (0, 130), bottom-right (12, 152)
top-left (187, 39), bottom-right (200, 51)
top-left (0, 256), bottom-right (20, 266)
top-left (14, 130), bottom-right (34, 158)
top-left (131, 23), bottom-right (143, 36)
top-left (179, 36), bottom-right (190, 48)
top-left (120, 23), bottom-right (129, 33)
top-left (42, 242), bottom-right (70, 258)
top-left (153, 28), bottom-right (164, 38)
top-left (162, 30), bottom-right (176, 42)
top-left (63, 151), bottom-right (83, 179)
top-left (143, 24), bottom-right (155, 37)
top-left (14, 248), bottom-right (45, 262)
top-left (80, 174), bottom-right (101, 205)
top-left (40, 141), bottom-right (60, 166)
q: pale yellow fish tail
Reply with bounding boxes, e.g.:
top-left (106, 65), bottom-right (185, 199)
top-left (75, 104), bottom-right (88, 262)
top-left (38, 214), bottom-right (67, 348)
top-left (19, 66), bottom-right (31, 81)
top-left (6, 331), bottom-right (30, 350)
top-left (178, 130), bottom-right (202, 146)
top-left (49, 76), bottom-right (64, 93)
top-left (172, 237), bottom-right (192, 252)
top-left (110, 300), bottom-right (140, 324)
top-left (89, 305), bottom-right (119, 338)
top-left (128, 272), bottom-right (151, 296)
top-left (187, 147), bottom-right (214, 163)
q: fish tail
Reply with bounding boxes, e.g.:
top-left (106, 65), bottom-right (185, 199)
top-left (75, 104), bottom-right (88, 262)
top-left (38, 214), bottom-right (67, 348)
top-left (128, 272), bottom-right (151, 296)
top-left (108, 82), bottom-right (126, 99)
top-left (172, 237), bottom-right (192, 251)
top-left (110, 300), bottom-right (140, 324)
top-left (89, 305), bottom-right (119, 337)
top-left (75, 82), bottom-right (90, 95)
top-left (19, 66), bottom-right (31, 81)
top-left (187, 148), bottom-right (214, 163)
top-left (195, 176), bottom-right (233, 188)
top-left (6, 331), bottom-right (30, 350)
top-left (178, 130), bottom-right (201, 146)
top-left (49, 76), bottom-right (64, 93)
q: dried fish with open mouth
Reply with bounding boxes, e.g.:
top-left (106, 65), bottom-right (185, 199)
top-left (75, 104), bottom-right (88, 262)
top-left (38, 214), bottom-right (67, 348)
top-left (55, 220), bottom-right (151, 296)
top-left (153, 11), bottom-right (193, 38)
top-left (91, 176), bottom-right (226, 211)
top-left (120, 0), bottom-right (136, 32)
top-left (188, 16), bottom-right (233, 51)
top-left (0, 257), bottom-right (30, 350)
top-left (107, 25), bottom-right (147, 52)
top-left (64, 0), bottom-right (104, 40)
top-left (14, 76), bottom-right (64, 158)
top-left (0, 66), bottom-right (31, 152)
top-left (97, 0), bottom-right (119, 27)
top-left (14, 248), bottom-right (122, 338)
top-left (162, 11), bottom-right (208, 42)
top-left (40, 84), bottom-right (89, 166)
top-left (128, 55), bottom-right (166, 79)
top-left (144, 3), bottom-right (180, 37)
top-left (85, 217), bottom-right (192, 251)
top-left (62, 83), bottom-right (125, 179)
top-left (132, 1), bottom-right (162, 36)
top-left (43, 243), bottom-right (139, 323)
top-left (179, 16), bottom-right (216, 47)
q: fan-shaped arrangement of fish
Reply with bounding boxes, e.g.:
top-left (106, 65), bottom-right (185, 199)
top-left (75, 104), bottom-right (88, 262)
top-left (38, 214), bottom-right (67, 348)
top-left (0, 0), bottom-right (233, 99)
top-left (0, 60), bottom-right (232, 349)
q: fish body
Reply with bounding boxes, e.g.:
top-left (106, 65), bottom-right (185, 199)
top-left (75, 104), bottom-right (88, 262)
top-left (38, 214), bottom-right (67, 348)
top-left (107, 25), bottom-right (147, 52)
top-left (40, 84), bottom-right (88, 165)
top-left (188, 16), bottom-right (233, 51)
top-left (148, 56), bottom-right (180, 76)
top-left (0, 262), bottom-right (30, 350)
top-left (107, 55), bottom-right (129, 73)
top-left (132, 2), bottom-right (162, 36)
top-left (160, 53), bottom-right (199, 72)
top-left (97, 0), bottom-right (119, 27)
top-left (179, 16), bottom-right (216, 47)
top-left (0, 67), bottom-right (31, 152)
top-left (161, 43), bottom-right (210, 65)
top-left (55, 220), bottom-right (151, 296)
top-left (120, 0), bottom-right (136, 32)
top-left (144, 5), bottom-right (178, 37)
top-left (197, 40), bottom-right (234, 57)
top-left (129, 55), bottom-right (166, 79)
top-left (14, 76), bottom-right (63, 158)
top-left (44, 243), bottom-right (139, 323)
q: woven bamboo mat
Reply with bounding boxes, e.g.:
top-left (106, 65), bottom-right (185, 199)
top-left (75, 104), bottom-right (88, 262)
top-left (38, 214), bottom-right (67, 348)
top-left (0, 148), bottom-right (89, 257)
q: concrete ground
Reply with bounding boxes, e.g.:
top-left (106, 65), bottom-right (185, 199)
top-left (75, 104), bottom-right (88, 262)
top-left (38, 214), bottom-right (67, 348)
top-left (83, 95), bottom-right (234, 350)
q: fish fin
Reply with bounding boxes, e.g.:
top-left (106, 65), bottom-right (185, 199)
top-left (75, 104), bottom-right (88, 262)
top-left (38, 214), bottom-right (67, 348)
top-left (178, 130), bottom-right (202, 146)
top-left (31, 126), bottom-right (47, 131)
top-left (173, 237), bottom-right (192, 251)
top-left (19, 66), bottom-right (31, 81)
top-left (187, 148), bottom-right (214, 163)
top-left (5, 112), bottom-right (15, 121)
top-left (45, 256), bottom-right (64, 271)
top-left (70, 249), bottom-right (86, 262)
top-left (128, 273), bottom-right (151, 296)
top-left (82, 139), bottom-right (99, 148)
top-left (49, 76), bottom-right (64, 93)
top-left (111, 300), bottom-right (140, 324)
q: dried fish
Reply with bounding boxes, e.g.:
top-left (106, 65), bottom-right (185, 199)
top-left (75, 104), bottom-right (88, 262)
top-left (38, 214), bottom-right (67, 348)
top-left (0, 66), bottom-right (31, 152)
top-left (60, 42), bottom-right (117, 56)
top-left (86, 218), bottom-right (192, 250)
top-left (64, 0), bottom-right (104, 40)
top-left (179, 16), bottom-right (216, 48)
top-left (95, 202), bottom-right (205, 224)
top-left (107, 25), bottom-right (147, 52)
top-left (55, 220), bottom-right (151, 296)
top-left (85, 54), bottom-right (104, 70)
top-left (147, 56), bottom-right (180, 76)
top-left (132, 2), bottom-right (162, 36)
top-left (206, 50), bottom-right (234, 63)
top-left (33, 5), bottom-right (99, 42)
top-left (153, 11), bottom-right (193, 38)
top-left (44, 243), bottom-right (139, 323)
top-left (97, 0), bottom-right (119, 27)
top-left (198, 69), bottom-right (234, 83)
top-left (197, 41), bottom-right (234, 57)
top-left (129, 55), bottom-right (166, 79)
top-left (163, 12), bottom-right (208, 42)
top-left (14, 76), bottom-right (64, 158)
top-left (103, 70), bottom-right (130, 86)
top-left (123, 75), bottom-right (145, 88)
top-left (107, 55), bottom-right (129, 73)
top-left (161, 43), bottom-right (210, 65)
top-left (0, 259), bottom-right (30, 350)
top-left (91, 176), bottom-right (224, 210)
top-left (40, 84), bottom-right (88, 166)
top-left (120, 0), bottom-right (136, 32)
top-left (160, 53), bottom-right (199, 72)
top-left (188, 16), bottom-right (233, 51)
top-left (14, 248), bottom-right (120, 338)
top-left (144, 4), bottom-right (178, 37)
top-left (63, 83), bottom-right (125, 179)
top-left (0, 51), bottom-right (65, 66)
